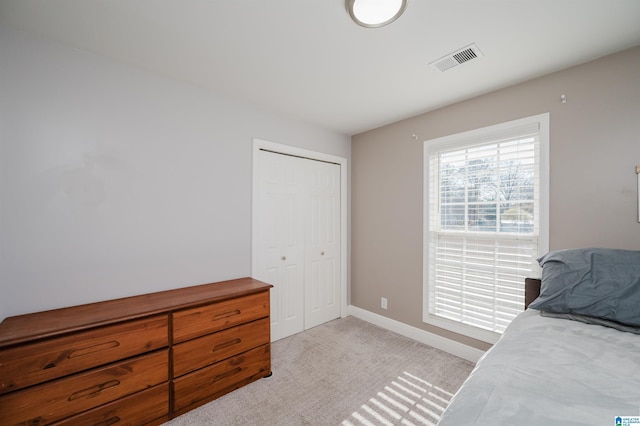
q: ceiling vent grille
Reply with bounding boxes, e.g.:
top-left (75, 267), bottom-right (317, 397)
top-left (430, 44), bottom-right (483, 72)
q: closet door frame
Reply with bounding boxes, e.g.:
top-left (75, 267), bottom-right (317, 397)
top-left (251, 138), bottom-right (348, 322)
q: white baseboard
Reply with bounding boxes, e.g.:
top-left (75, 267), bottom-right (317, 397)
top-left (347, 305), bottom-right (485, 363)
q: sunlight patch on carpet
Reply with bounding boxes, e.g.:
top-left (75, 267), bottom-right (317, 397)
top-left (342, 371), bottom-right (455, 426)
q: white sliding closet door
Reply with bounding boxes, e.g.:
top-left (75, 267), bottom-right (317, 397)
top-left (304, 159), bottom-right (341, 329)
top-left (256, 150), bottom-right (305, 340)
top-left (254, 149), bottom-right (341, 341)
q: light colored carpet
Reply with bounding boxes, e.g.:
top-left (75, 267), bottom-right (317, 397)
top-left (164, 316), bottom-right (475, 426)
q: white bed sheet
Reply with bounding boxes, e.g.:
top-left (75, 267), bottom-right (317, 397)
top-left (438, 309), bottom-right (640, 426)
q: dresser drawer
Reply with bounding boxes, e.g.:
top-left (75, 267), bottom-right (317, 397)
top-left (0, 350), bottom-right (169, 425)
top-left (172, 291), bottom-right (269, 343)
top-left (173, 317), bottom-right (270, 377)
top-left (52, 383), bottom-right (169, 426)
top-left (0, 315), bottom-right (168, 395)
top-left (172, 344), bottom-right (270, 414)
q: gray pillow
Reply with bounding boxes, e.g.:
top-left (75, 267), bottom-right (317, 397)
top-left (539, 311), bottom-right (640, 335)
top-left (529, 248), bottom-right (640, 326)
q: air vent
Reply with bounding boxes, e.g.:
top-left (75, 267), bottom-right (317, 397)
top-left (430, 43), bottom-right (483, 72)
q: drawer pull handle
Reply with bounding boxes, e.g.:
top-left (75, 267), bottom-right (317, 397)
top-left (94, 416), bottom-right (121, 426)
top-left (212, 338), bottom-right (241, 352)
top-left (212, 309), bottom-right (241, 320)
top-left (213, 367), bottom-right (242, 383)
top-left (69, 341), bottom-right (120, 358)
top-left (68, 379), bottom-right (120, 401)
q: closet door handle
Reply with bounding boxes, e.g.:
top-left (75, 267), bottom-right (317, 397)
top-left (321, 252), bottom-right (325, 256)
top-left (281, 256), bottom-right (286, 261)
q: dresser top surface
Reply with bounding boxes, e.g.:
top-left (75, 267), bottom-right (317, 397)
top-left (0, 277), bottom-right (272, 347)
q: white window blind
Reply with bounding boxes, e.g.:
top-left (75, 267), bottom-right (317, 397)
top-left (424, 115), bottom-right (548, 343)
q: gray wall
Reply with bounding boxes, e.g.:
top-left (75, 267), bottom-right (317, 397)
top-left (0, 26), bottom-right (351, 321)
top-left (352, 46), bottom-right (640, 351)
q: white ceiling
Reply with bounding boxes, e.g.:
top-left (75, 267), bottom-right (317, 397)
top-left (1, 0), bottom-right (640, 135)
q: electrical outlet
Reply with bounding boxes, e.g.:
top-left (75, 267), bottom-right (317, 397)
top-left (381, 297), bottom-right (388, 309)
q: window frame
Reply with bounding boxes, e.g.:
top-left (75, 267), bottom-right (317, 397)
top-left (423, 113), bottom-right (550, 344)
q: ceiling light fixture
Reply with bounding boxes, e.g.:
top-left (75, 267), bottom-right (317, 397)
top-left (346, 0), bottom-right (408, 28)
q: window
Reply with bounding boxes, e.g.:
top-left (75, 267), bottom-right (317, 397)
top-left (423, 114), bottom-right (549, 343)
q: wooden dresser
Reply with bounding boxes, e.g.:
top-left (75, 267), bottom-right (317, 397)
top-left (0, 277), bottom-right (272, 425)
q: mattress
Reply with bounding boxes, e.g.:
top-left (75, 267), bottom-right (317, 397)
top-left (438, 309), bottom-right (640, 426)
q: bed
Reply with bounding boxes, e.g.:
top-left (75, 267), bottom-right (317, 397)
top-left (437, 248), bottom-right (640, 426)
